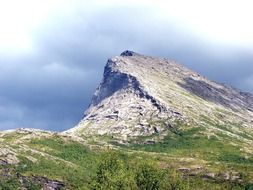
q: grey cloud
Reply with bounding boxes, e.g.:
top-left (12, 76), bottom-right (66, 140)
top-left (0, 2), bottom-right (252, 131)
top-left (0, 54), bottom-right (98, 131)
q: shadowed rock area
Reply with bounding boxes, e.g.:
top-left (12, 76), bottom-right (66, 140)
top-left (178, 77), bottom-right (253, 112)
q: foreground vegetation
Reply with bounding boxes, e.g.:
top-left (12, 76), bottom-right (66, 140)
top-left (1, 151), bottom-right (253, 190)
top-left (0, 129), bottom-right (253, 190)
top-left (1, 126), bottom-right (253, 189)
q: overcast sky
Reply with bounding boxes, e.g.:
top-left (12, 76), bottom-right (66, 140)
top-left (0, 0), bottom-right (252, 131)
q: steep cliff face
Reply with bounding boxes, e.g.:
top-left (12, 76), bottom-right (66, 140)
top-left (67, 51), bottom-right (253, 139)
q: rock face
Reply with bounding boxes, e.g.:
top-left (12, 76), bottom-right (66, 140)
top-left (67, 50), bottom-right (253, 138)
top-left (0, 148), bottom-right (19, 165)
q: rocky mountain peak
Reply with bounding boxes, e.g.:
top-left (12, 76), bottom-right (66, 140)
top-left (66, 52), bottom-right (253, 138)
top-left (120, 50), bottom-right (139, 56)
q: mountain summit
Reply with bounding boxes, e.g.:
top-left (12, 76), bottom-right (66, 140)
top-left (67, 51), bottom-right (253, 139)
top-left (1, 51), bottom-right (253, 189)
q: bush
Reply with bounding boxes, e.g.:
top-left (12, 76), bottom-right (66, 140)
top-left (92, 152), bottom-right (136, 190)
top-left (135, 162), bottom-right (162, 190)
top-left (92, 152), bottom-right (186, 190)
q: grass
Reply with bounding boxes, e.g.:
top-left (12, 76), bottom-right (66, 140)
top-left (15, 146), bottom-right (253, 190)
top-left (17, 155), bottom-right (90, 189)
top-left (218, 153), bottom-right (253, 164)
top-left (117, 127), bottom-right (236, 158)
top-left (1, 124), bottom-right (253, 189)
top-left (21, 137), bottom-right (103, 189)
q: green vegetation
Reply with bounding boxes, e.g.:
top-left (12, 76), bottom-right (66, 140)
top-left (1, 128), bottom-right (253, 189)
top-left (0, 176), bottom-right (20, 190)
top-left (92, 152), bottom-right (186, 190)
top-left (119, 127), bottom-right (243, 161)
top-left (0, 169), bottom-right (41, 190)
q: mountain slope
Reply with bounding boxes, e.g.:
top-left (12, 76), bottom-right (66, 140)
top-left (1, 51), bottom-right (253, 189)
top-left (67, 50), bottom-right (253, 143)
top-left (3, 128), bottom-right (253, 189)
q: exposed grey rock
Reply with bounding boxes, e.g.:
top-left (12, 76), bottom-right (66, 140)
top-left (0, 148), bottom-right (19, 165)
top-left (144, 140), bottom-right (156, 145)
top-left (0, 159), bottom-right (8, 166)
top-left (178, 77), bottom-right (253, 112)
top-left (19, 175), bottom-right (64, 190)
top-left (120, 50), bottom-right (139, 56)
top-left (203, 173), bottom-right (216, 179)
top-left (66, 51), bottom-right (253, 138)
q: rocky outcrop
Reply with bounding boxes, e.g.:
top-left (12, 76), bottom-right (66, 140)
top-left (0, 167), bottom-right (64, 190)
top-left (0, 148), bottom-right (19, 165)
top-left (66, 51), bottom-right (253, 138)
top-left (19, 175), bottom-right (64, 190)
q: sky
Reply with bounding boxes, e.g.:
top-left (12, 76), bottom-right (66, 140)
top-left (0, 0), bottom-right (252, 131)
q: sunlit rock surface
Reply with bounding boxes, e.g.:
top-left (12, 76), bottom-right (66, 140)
top-left (67, 51), bottom-right (253, 138)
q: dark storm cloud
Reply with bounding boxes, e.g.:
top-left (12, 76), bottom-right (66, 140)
top-left (0, 2), bottom-right (252, 131)
top-left (0, 56), bottom-right (98, 131)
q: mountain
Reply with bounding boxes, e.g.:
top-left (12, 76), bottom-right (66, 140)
top-left (1, 51), bottom-right (253, 189)
top-left (67, 50), bottom-right (253, 141)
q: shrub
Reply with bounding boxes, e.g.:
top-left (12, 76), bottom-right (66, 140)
top-left (134, 162), bottom-right (162, 190)
top-left (92, 152), bottom-right (136, 190)
top-left (92, 152), bottom-right (186, 190)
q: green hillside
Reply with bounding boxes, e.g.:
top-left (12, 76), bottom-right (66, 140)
top-left (1, 128), bottom-right (253, 190)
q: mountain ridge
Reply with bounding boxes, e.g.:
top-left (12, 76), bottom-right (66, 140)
top-left (1, 51), bottom-right (253, 189)
top-left (66, 50), bottom-right (253, 140)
